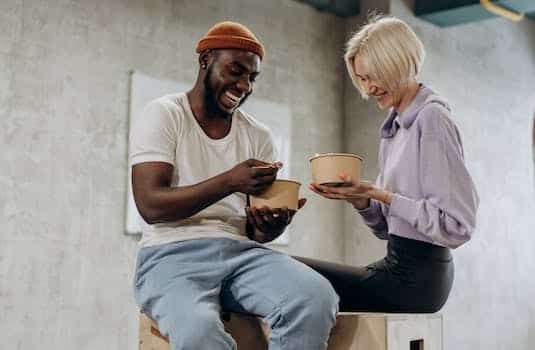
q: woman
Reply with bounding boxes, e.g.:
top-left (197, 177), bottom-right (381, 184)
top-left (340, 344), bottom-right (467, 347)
top-left (305, 16), bottom-right (479, 312)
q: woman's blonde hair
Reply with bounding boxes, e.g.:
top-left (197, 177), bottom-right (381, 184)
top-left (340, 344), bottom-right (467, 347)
top-left (344, 15), bottom-right (425, 101)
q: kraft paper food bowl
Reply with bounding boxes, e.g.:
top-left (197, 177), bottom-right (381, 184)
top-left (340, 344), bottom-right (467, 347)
top-left (309, 153), bottom-right (363, 186)
top-left (250, 179), bottom-right (301, 210)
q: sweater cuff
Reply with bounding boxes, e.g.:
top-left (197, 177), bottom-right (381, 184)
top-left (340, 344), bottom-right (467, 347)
top-left (357, 199), bottom-right (380, 219)
top-left (389, 193), bottom-right (419, 226)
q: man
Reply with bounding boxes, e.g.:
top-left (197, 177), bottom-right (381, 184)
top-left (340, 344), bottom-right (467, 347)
top-left (130, 21), bottom-right (338, 350)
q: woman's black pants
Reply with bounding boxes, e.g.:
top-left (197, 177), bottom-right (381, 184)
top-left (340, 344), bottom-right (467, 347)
top-left (296, 234), bottom-right (454, 313)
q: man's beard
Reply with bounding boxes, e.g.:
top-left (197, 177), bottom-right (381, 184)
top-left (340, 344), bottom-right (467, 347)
top-left (203, 67), bottom-right (249, 119)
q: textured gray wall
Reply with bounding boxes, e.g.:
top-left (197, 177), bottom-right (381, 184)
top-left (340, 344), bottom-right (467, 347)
top-left (0, 0), bottom-right (346, 349)
top-left (3, 0), bottom-right (535, 349)
top-left (344, 1), bottom-right (535, 349)
top-left (342, 0), bottom-right (392, 266)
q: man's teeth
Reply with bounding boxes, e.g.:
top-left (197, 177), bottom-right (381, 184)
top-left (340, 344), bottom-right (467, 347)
top-left (225, 91), bottom-right (241, 103)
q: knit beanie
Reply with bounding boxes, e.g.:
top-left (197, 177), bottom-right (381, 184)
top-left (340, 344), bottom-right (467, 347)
top-left (196, 21), bottom-right (265, 60)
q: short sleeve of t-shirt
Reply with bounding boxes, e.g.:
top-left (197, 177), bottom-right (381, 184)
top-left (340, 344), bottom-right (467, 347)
top-left (129, 99), bottom-right (178, 166)
top-left (257, 131), bottom-right (277, 164)
top-left (238, 109), bottom-right (277, 164)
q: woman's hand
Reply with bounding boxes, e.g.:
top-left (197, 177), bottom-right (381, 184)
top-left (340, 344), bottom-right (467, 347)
top-left (308, 173), bottom-right (393, 209)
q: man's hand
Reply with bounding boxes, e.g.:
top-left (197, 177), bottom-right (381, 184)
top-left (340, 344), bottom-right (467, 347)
top-left (225, 159), bottom-right (282, 195)
top-left (246, 198), bottom-right (307, 243)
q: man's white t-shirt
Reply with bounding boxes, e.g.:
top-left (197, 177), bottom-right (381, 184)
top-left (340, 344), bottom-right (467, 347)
top-left (129, 93), bottom-right (276, 248)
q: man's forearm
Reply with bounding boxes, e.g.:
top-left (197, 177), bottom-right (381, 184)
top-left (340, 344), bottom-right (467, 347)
top-left (140, 171), bottom-right (234, 224)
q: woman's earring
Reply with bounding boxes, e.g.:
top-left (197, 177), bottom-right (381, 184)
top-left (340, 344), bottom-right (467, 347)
top-left (201, 63), bottom-right (207, 69)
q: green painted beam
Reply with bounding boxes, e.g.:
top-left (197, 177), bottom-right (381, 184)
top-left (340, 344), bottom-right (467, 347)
top-left (501, 0), bottom-right (535, 19)
top-left (415, 0), bottom-right (535, 27)
top-left (294, 0), bottom-right (360, 18)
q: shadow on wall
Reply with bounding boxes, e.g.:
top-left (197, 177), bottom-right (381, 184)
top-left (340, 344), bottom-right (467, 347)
top-left (401, 0), bottom-right (414, 12)
top-left (529, 312), bottom-right (535, 348)
top-left (527, 19), bottom-right (535, 59)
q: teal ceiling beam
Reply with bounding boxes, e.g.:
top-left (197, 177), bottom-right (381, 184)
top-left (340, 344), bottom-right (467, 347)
top-left (415, 0), bottom-right (535, 27)
top-left (293, 0), bottom-right (360, 18)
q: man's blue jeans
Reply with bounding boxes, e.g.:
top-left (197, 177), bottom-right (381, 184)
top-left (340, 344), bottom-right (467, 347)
top-left (134, 238), bottom-right (339, 350)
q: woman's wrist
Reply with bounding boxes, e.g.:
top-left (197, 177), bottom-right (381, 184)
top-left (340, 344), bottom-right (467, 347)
top-left (368, 189), bottom-right (393, 205)
top-left (376, 190), bottom-right (393, 205)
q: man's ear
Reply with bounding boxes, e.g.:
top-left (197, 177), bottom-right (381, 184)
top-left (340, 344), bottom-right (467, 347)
top-left (198, 49), bottom-right (213, 69)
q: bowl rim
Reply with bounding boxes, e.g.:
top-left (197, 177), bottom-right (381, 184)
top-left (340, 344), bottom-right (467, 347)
top-left (273, 179), bottom-right (302, 186)
top-left (308, 152), bottom-right (363, 162)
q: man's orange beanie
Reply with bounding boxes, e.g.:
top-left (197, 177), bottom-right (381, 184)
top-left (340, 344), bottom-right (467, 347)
top-left (196, 21), bottom-right (265, 60)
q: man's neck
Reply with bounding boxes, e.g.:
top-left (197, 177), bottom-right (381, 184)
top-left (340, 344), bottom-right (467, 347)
top-left (187, 86), bottom-right (233, 140)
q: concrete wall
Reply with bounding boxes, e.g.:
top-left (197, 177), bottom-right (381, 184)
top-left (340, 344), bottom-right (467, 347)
top-left (3, 0), bottom-right (535, 349)
top-left (344, 1), bottom-right (535, 349)
top-left (342, 0), bottom-right (391, 266)
top-left (0, 0), bottom-right (346, 349)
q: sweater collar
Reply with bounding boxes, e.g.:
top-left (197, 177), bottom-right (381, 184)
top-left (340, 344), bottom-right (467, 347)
top-left (380, 84), bottom-right (442, 138)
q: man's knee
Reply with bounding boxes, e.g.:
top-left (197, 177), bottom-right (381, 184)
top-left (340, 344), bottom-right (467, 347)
top-left (161, 309), bottom-right (236, 350)
top-left (307, 277), bottom-right (339, 316)
top-left (288, 275), bottom-right (339, 323)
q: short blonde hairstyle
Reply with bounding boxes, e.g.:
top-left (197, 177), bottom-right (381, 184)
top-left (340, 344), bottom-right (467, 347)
top-left (344, 15), bottom-right (425, 101)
